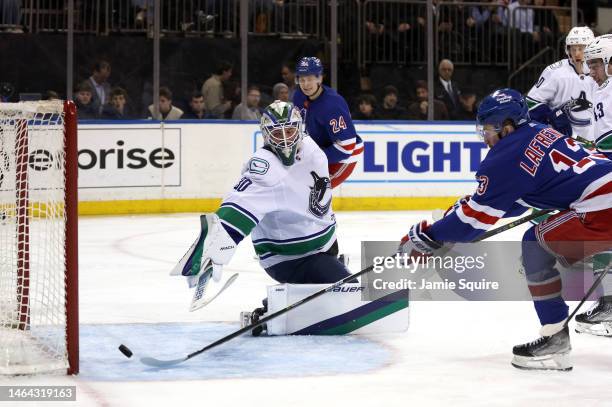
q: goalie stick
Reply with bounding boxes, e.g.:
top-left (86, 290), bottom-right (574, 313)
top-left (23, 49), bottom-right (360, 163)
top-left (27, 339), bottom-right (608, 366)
top-left (139, 208), bottom-right (555, 368)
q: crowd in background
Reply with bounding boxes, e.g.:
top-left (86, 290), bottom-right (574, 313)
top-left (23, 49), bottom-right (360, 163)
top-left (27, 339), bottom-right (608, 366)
top-left (70, 59), bottom-right (286, 121)
top-left (65, 56), bottom-right (475, 121)
top-left (0, 0), bottom-right (609, 121)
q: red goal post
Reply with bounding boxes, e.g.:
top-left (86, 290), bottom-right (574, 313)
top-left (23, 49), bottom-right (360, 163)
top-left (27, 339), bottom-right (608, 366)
top-left (0, 100), bottom-right (78, 375)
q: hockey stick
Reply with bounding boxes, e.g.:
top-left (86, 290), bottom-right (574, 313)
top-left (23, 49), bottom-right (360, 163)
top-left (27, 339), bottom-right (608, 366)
top-left (540, 264), bottom-right (612, 337)
top-left (140, 208), bottom-right (555, 368)
top-left (572, 134), bottom-right (595, 148)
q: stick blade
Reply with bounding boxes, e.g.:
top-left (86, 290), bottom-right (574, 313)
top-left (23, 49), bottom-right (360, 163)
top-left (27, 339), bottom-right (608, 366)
top-left (140, 356), bottom-right (188, 368)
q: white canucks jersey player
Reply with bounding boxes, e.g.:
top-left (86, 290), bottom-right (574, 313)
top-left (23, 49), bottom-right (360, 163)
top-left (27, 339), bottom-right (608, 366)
top-left (170, 101), bottom-right (353, 322)
top-left (585, 35), bottom-right (612, 156)
top-left (526, 26), bottom-right (596, 141)
top-left (573, 35), bottom-right (612, 337)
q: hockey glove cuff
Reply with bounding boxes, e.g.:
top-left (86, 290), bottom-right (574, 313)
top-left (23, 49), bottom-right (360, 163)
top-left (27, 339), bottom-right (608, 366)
top-left (398, 220), bottom-right (442, 257)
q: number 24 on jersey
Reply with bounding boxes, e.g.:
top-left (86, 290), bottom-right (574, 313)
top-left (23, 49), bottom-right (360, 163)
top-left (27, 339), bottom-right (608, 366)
top-left (329, 116), bottom-right (347, 134)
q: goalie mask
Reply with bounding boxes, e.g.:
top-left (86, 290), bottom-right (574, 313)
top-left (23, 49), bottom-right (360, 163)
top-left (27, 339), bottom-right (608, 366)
top-left (260, 101), bottom-right (304, 166)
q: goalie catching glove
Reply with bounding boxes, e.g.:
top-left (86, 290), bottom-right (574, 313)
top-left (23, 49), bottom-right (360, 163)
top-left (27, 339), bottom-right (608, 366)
top-left (170, 214), bottom-right (239, 311)
top-left (397, 220), bottom-right (442, 258)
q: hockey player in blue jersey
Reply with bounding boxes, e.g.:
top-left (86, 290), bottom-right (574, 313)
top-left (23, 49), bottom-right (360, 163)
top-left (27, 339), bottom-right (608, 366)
top-left (292, 57), bottom-right (363, 188)
top-left (398, 89), bottom-right (612, 371)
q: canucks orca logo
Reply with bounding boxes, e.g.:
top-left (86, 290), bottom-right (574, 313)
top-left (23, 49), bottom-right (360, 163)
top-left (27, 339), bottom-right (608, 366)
top-left (564, 91), bottom-right (592, 127)
top-left (308, 171), bottom-right (331, 218)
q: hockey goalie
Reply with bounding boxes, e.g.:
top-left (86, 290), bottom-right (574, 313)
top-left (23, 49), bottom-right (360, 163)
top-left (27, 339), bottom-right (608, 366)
top-left (170, 100), bottom-right (408, 336)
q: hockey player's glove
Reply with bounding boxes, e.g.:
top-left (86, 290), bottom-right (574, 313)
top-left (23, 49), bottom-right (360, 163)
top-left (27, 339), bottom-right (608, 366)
top-left (549, 108), bottom-right (572, 137)
top-left (529, 103), bottom-right (572, 137)
top-left (398, 220), bottom-right (442, 258)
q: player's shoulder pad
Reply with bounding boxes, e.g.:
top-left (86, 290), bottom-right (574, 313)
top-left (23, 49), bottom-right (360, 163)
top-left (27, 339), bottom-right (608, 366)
top-left (319, 90), bottom-right (351, 122)
top-left (546, 60), bottom-right (564, 71)
top-left (243, 148), bottom-right (287, 187)
top-left (537, 60), bottom-right (563, 80)
top-left (300, 136), bottom-right (328, 166)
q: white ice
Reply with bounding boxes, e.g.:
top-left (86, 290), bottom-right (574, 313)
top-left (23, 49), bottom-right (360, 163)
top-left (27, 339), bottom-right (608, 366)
top-left (2, 211), bottom-right (612, 407)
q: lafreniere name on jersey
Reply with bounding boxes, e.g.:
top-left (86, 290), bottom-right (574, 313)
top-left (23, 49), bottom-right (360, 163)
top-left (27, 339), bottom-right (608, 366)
top-left (519, 127), bottom-right (564, 176)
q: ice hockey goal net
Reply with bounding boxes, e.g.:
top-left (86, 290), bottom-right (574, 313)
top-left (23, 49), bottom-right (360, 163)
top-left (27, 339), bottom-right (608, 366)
top-left (0, 100), bottom-right (78, 375)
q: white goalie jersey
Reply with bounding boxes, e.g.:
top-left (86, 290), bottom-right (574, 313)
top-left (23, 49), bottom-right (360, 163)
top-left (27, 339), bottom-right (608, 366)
top-left (526, 59), bottom-right (596, 140)
top-left (216, 136), bottom-right (337, 268)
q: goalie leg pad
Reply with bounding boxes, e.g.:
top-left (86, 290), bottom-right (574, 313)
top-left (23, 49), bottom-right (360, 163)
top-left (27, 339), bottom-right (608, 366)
top-left (265, 284), bottom-right (409, 336)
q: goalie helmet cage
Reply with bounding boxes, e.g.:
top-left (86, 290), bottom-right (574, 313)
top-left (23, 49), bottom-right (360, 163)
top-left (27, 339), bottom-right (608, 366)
top-left (0, 100), bottom-right (78, 375)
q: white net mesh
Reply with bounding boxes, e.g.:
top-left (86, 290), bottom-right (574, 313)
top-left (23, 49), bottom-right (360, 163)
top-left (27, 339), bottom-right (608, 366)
top-left (0, 101), bottom-right (69, 375)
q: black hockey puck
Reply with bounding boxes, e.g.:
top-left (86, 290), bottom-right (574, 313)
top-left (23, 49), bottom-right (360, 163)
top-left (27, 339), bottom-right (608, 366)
top-left (118, 344), bottom-right (133, 358)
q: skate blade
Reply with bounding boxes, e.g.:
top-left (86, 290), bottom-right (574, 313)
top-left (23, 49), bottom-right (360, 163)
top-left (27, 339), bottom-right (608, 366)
top-left (575, 321), bottom-right (612, 337)
top-left (239, 311), bottom-right (252, 329)
top-left (511, 352), bottom-right (572, 371)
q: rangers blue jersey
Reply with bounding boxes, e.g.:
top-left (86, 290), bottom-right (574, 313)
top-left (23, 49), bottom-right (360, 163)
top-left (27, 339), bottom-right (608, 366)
top-left (428, 123), bottom-right (612, 243)
top-left (293, 85), bottom-right (363, 166)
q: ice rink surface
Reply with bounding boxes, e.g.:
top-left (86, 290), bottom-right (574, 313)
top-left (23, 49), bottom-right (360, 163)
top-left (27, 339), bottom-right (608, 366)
top-left (3, 211), bottom-right (612, 407)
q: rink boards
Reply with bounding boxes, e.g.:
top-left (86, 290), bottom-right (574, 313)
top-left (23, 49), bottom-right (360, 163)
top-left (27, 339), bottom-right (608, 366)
top-left (67, 120), bottom-right (484, 215)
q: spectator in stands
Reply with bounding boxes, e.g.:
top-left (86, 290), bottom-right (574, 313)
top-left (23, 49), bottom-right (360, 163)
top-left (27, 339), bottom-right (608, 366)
top-left (1, 0), bottom-right (22, 33)
top-left (376, 85), bottom-right (409, 120)
top-left (490, 0), bottom-right (511, 42)
top-left (74, 81), bottom-right (99, 120)
top-left (408, 81), bottom-right (449, 120)
top-left (533, 0), bottom-right (559, 47)
top-left (455, 88), bottom-right (478, 121)
top-left (102, 87), bottom-right (133, 120)
top-left (88, 60), bottom-right (112, 113)
top-left (359, 75), bottom-right (374, 96)
top-left (364, 10), bottom-right (387, 61)
top-left (468, 1), bottom-right (505, 62)
top-left (272, 82), bottom-right (289, 102)
top-left (148, 87), bottom-right (184, 120)
top-left (506, 0), bottom-right (534, 32)
top-left (182, 92), bottom-right (209, 119)
top-left (352, 94), bottom-right (379, 120)
top-left (202, 60), bottom-right (233, 119)
top-left (391, 2), bottom-right (427, 62)
top-left (44, 91), bottom-right (60, 100)
top-left (0, 82), bottom-right (14, 103)
top-left (496, 0), bottom-right (537, 61)
top-left (132, 0), bottom-right (153, 29)
top-left (435, 59), bottom-right (461, 119)
top-left (281, 62), bottom-right (297, 100)
top-left (470, 1), bottom-right (494, 28)
top-left (232, 86), bottom-right (262, 120)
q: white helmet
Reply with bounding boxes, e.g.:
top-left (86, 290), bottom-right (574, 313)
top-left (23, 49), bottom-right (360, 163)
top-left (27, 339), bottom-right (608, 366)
top-left (584, 35), bottom-right (612, 78)
top-left (565, 26), bottom-right (595, 58)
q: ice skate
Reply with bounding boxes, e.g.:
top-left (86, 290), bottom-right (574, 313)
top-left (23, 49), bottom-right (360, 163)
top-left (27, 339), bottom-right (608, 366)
top-left (575, 295), bottom-right (612, 337)
top-left (511, 326), bottom-right (572, 371)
